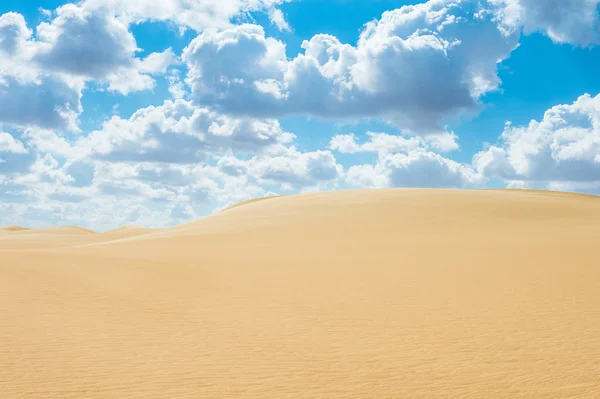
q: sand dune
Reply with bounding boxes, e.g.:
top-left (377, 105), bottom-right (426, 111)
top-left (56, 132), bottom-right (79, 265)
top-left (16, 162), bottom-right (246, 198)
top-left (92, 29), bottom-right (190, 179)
top-left (219, 195), bottom-right (280, 213)
top-left (100, 224), bottom-right (157, 241)
top-left (2, 189), bottom-right (600, 398)
top-left (0, 224), bottom-right (156, 251)
top-left (0, 226), bottom-right (97, 250)
top-left (1, 225), bottom-right (30, 232)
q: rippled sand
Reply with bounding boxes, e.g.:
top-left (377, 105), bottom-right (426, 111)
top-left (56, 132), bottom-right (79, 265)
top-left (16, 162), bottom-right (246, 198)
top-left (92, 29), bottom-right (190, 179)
top-left (2, 189), bottom-right (600, 398)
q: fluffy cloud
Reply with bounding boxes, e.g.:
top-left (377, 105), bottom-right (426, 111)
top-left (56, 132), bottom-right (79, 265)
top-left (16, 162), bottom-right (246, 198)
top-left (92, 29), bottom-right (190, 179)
top-left (33, 4), bottom-right (175, 93)
top-left (0, 132), bottom-right (28, 153)
top-left (250, 147), bottom-right (343, 189)
top-left (0, 12), bottom-right (32, 55)
top-left (183, 1), bottom-right (520, 134)
top-left (346, 150), bottom-right (479, 189)
top-left (0, 76), bottom-right (82, 131)
top-left (493, 0), bottom-right (600, 46)
top-left (329, 131), bottom-right (459, 154)
top-left (0, 13), bottom-right (82, 131)
top-left (34, 5), bottom-right (139, 79)
top-left (474, 93), bottom-right (600, 188)
top-left (0, 97), bottom-right (343, 229)
top-left (69, 100), bottom-right (295, 163)
top-left (0, 4), bottom-right (177, 131)
top-left (82, 0), bottom-right (291, 32)
top-left (2, 0), bottom-right (598, 231)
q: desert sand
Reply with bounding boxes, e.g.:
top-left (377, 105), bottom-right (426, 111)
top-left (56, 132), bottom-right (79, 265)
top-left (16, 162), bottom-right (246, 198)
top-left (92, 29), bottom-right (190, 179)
top-left (1, 188), bottom-right (600, 398)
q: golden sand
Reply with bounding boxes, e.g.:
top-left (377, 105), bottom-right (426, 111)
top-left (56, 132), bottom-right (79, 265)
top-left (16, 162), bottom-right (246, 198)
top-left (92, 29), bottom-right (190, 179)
top-left (1, 189), bottom-right (600, 398)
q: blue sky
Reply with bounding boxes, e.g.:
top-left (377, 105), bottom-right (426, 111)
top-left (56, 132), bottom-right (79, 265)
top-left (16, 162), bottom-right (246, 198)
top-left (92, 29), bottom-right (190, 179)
top-left (1, 0), bottom-right (599, 230)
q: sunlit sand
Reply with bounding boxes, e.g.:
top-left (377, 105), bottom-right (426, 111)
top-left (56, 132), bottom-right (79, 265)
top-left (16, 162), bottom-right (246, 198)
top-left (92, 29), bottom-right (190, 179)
top-left (2, 189), bottom-right (600, 398)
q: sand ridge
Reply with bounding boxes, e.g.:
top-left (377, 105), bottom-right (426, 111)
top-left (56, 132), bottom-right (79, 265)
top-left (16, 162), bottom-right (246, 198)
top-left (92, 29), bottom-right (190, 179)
top-left (1, 188), bottom-right (600, 398)
top-left (219, 195), bottom-right (281, 213)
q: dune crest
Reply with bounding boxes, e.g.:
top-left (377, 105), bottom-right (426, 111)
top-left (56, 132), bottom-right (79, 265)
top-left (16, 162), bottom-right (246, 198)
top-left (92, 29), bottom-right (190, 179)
top-left (99, 224), bottom-right (157, 241)
top-left (219, 195), bottom-right (280, 213)
top-left (2, 189), bottom-right (600, 398)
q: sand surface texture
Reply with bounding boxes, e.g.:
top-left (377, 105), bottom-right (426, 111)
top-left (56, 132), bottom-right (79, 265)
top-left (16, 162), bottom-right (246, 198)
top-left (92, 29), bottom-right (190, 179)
top-left (2, 189), bottom-right (600, 398)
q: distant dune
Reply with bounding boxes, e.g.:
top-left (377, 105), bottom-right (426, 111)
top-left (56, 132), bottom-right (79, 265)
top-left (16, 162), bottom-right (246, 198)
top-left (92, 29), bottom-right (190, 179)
top-left (2, 189), bottom-right (600, 398)
top-left (100, 224), bottom-right (157, 241)
top-left (25, 226), bottom-right (97, 235)
top-left (0, 224), bottom-right (156, 250)
top-left (1, 225), bottom-right (30, 231)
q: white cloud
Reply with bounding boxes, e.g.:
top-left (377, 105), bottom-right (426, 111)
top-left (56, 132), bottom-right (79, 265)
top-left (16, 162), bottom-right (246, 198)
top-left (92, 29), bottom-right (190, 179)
top-left (0, 12), bottom-right (32, 55)
top-left (34, 4), bottom-right (139, 79)
top-left (330, 132), bottom-right (422, 155)
top-left (423, 132), bottom-right (460, 152)
top-left (347, 149), bottom-right (479, 189)
top-left (0, 13), bottom-right (85, 130)
top-left (0, 4), bottom-right (178, 114)
top-left (183, 1), bottom-right (520, 134)
top-left (81, 0), bottom-right (291, 32)
top-left (0, 132), bottom-right (28, 153)
top-left (167, 69), bottom-right (187, 99)
top-left (268, 8), bottom-right (291, 32)
top-left (32, 4), bottom-right (175, 94)
top-left (17, 99), bottom-right (295, 166)
top-left (250, 147), bottom-right (343, 189)
top-left (0, 76), bottom-right (82, 131)
top-left (138, 48), bottom-right (176, 74)
top-left (492, 0), bottom-right (600, 47)
top-left (0, 94), bottom-right (343, 229)
top-left (2, 0), bottom-right (599, 231)
top-left (329, 131), bottom-right (458, 155)
top-left (474, 93), bottom-right (600, 188)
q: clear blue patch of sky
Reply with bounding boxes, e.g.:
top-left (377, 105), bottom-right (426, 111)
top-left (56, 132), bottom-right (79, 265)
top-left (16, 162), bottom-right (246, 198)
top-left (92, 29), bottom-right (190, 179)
top-left (129, 21), bottom-right (197, 56)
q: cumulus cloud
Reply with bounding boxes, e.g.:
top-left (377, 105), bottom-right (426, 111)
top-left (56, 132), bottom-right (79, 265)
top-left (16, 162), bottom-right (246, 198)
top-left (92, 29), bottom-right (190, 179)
top-left (32, 4), bottom-right (176, 94)
top-left (492, 0), bottom-right (600, 46)
top-left (347, 150), bottom-right (478, 189)
top-left (82, 0), bottom-right (291, 32)
top-left (474, 93), bottom-right (600, 188)
top-left (329, 131), bottom-right (459, 154)
top-left (0, 12), bottom-right (32, 55)
top-left (0, 13), bottom-right (85, 130)
top-left (0, 132), bottom-right (28, 153)
top-left (0, 76), bottom-right (82, 131)
top-left (2, 0), bottom-right (599, 230)
top-left (34, 4), bottom-right (139, 79)
top-left (0, 4), bottom-right (178, 123)
top-left (0, 95), bottom-right (343, 229)
top-left (250, 147), bottom-right (343, 189)
top-left (167, 69), bottom-right (187, 99)
top-left (68, 100), bottom-right (295, 163)
top-left (183, 1), bottom-right (520, 134)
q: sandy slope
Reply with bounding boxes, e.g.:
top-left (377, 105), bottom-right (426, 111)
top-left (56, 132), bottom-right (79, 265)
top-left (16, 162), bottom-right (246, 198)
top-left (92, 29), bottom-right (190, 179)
top-left (1, 189), bottom-right (600, 398)
top-left (0, 225), bottom-right (157, 250)
top-left (1, 225), bottom-right (30, 232)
